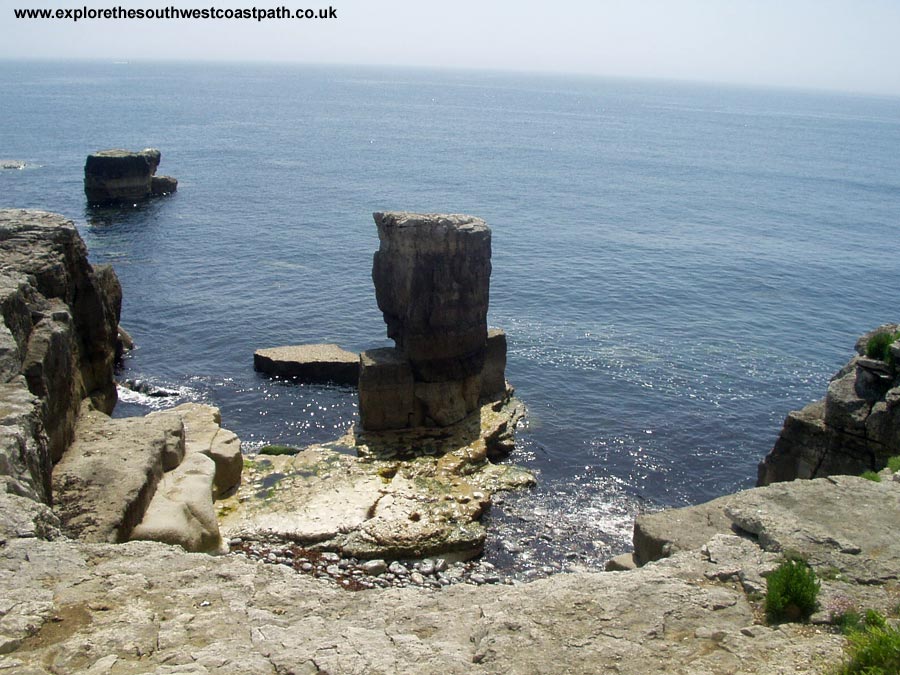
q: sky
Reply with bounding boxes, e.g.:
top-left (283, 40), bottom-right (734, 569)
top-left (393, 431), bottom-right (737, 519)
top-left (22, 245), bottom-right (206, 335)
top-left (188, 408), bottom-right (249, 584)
top-left (2, 0), bottom-right (900, 96)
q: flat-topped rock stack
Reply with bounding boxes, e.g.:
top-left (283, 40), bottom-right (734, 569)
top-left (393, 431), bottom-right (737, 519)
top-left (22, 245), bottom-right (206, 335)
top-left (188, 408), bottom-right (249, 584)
top-left (84, 147), bottom-right (178, 205)
top-left (361, 212), bottom-right (506, 430)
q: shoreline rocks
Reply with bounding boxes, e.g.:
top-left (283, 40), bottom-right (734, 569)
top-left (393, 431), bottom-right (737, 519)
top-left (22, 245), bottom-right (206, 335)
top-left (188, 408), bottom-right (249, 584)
top-left (0, 209), bottom-right (121, 503)
top-left (758, 324), bottom-right (900, 485)
top-left (84, 147), bottom-right (177, 204)
top-left (218, 396), bottom-right (533, 561)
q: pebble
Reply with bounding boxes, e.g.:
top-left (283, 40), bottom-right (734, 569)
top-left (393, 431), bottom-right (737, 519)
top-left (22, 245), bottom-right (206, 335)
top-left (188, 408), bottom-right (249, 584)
top-left (229, 537), bottom-right (595, 592)
top-left (361, 560), bottom-right (388, 576)
top-left (388, 561), bottom-right (409, 576)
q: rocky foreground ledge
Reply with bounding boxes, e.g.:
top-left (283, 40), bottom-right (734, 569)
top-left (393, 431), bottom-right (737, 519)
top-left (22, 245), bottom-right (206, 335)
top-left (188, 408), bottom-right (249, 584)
top-left (5, 472), bottom-right (900, 673)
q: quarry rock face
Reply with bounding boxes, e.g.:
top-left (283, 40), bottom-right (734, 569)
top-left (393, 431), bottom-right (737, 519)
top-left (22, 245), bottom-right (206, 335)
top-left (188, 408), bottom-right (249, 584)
top-left (758, 324), bottom-right (900, 485)
top-left (84, 147), bottom-right (177, 204)
top-left (364, 212), bottom-right (494, 429)
top-left (0, 209), bottom-right (122, 502)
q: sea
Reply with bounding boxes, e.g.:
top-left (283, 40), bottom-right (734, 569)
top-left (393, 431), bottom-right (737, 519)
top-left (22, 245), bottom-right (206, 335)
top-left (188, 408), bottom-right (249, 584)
top-left (2, 60), bottom-right (899, 575)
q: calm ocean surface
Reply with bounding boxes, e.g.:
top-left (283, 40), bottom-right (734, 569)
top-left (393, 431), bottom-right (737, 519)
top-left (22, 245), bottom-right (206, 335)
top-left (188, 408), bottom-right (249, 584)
top-left (3, 61), bottom-right (899, 571)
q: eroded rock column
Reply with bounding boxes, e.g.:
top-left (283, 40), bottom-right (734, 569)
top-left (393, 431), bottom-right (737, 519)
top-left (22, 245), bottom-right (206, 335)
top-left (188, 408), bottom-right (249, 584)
top-left (362, 212), bottom-right (492, 429)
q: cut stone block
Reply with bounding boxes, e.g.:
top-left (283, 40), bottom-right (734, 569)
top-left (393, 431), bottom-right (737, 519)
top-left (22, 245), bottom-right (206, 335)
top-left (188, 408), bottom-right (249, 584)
top-left (358, 348), bottom-right (415, 431)
top-left (253, 343), bottom-right (359, 385)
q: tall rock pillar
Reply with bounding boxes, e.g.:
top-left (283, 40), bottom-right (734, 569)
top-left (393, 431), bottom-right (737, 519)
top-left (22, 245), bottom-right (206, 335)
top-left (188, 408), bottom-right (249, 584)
top-left (361, 212), bottom-right (492, 429)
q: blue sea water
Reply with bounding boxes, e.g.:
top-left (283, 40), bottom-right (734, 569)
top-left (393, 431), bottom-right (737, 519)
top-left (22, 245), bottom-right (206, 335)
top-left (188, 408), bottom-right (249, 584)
top-left (2, 61), bottom-right (899, 571)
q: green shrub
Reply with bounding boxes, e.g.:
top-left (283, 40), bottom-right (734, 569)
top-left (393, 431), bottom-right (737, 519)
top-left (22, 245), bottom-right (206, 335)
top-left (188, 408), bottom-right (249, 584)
top-left (836, 610), bottom-right (864, 634)
top-left (861, 470), bottom-right (882, 482)
top-left (887, 456), bottom-right (900, 473)
top-left (259, 444), bottom-right (302, 456)
top-left (765, 559), bottom-right (820, 623)
top-left (865, 330), bottom-right (900, 364)
top-left (837, 621), bottom-right (900, 674)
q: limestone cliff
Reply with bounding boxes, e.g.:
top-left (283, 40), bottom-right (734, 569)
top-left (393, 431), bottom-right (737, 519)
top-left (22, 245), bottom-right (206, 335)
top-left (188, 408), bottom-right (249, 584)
top-left (758, 325), bottom-right (900, 485)
top-left (0, 209), bottom-right (121, 503)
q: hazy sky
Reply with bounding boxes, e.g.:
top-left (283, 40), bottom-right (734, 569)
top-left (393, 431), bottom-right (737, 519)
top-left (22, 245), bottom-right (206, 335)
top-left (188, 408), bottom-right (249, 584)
top-left (3, 0), bottom-right (900, 95)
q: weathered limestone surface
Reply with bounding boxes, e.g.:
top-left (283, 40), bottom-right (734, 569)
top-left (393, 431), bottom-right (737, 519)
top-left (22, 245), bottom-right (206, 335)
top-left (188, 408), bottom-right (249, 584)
top-left (130, 452), bottom-right (222, 553)
top-left (358, 347), bottom-right (416, 431)
top-left (254, 343), bottom-right (359, 385)
top-left (481, 328), bottom-right (508, 399)
top-left (219, 397), bottom-right (532, 560)
top-left (150, 403), bottom-right (242, 497)
top-left (372, 212), bottom-right (491, 383)
top-left (51, 403), bottom-right (183, 543)
top-left (759, 325), bottom-right (900, 484)
top-left (0, 209), bottom-right (121, 503)
top-left (84, 148), bottom-right (176, 204)
top-left (11, 474), bottom-right (898, 674)
top-left (633, 474), bottom-right (900, 587)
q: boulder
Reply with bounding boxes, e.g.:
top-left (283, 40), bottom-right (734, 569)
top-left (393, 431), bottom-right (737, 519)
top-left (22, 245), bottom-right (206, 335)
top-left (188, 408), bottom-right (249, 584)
top-left (84, 148), bottom-right (175, 204)
top-left (253, 343), bottom-right (359, 385)
top-left (150, 403), bottom-right (242, 497)
top-left (0, 477), bottom-right (60, 541)
top-left (129, 452), bottom-right (221, 553)
top-left (371, 211), bottom-right (491, 382)
top-left (358, 348), bottom-right (416, 431)
top-left (52, 403), bottom-right (184, 543)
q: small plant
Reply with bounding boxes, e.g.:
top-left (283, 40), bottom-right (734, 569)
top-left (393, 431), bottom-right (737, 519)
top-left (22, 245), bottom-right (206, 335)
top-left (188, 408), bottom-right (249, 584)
top-left (836, 619), bottom-right (900, 674)
top-left (887, 456), bottom-right (900, 473)
top-left (765, 558), bottom-right (820, 623)
top-left (865, 330), bottom-right (900, 365)
top-left (259, 444), bottom-right (302, 456)
top-left (836, 609), bottom-right (864, 634)
top-left (861, 470), bottom-right (882, 482)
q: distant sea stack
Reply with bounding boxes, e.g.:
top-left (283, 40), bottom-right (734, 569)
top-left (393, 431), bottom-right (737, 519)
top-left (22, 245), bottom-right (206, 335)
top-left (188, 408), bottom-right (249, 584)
top-left (758, 324), bottom-right (900, 485)
top-left (360, 212), bottom-right (502, 430)
top-left (84, 148), bottom-right (177, 204)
